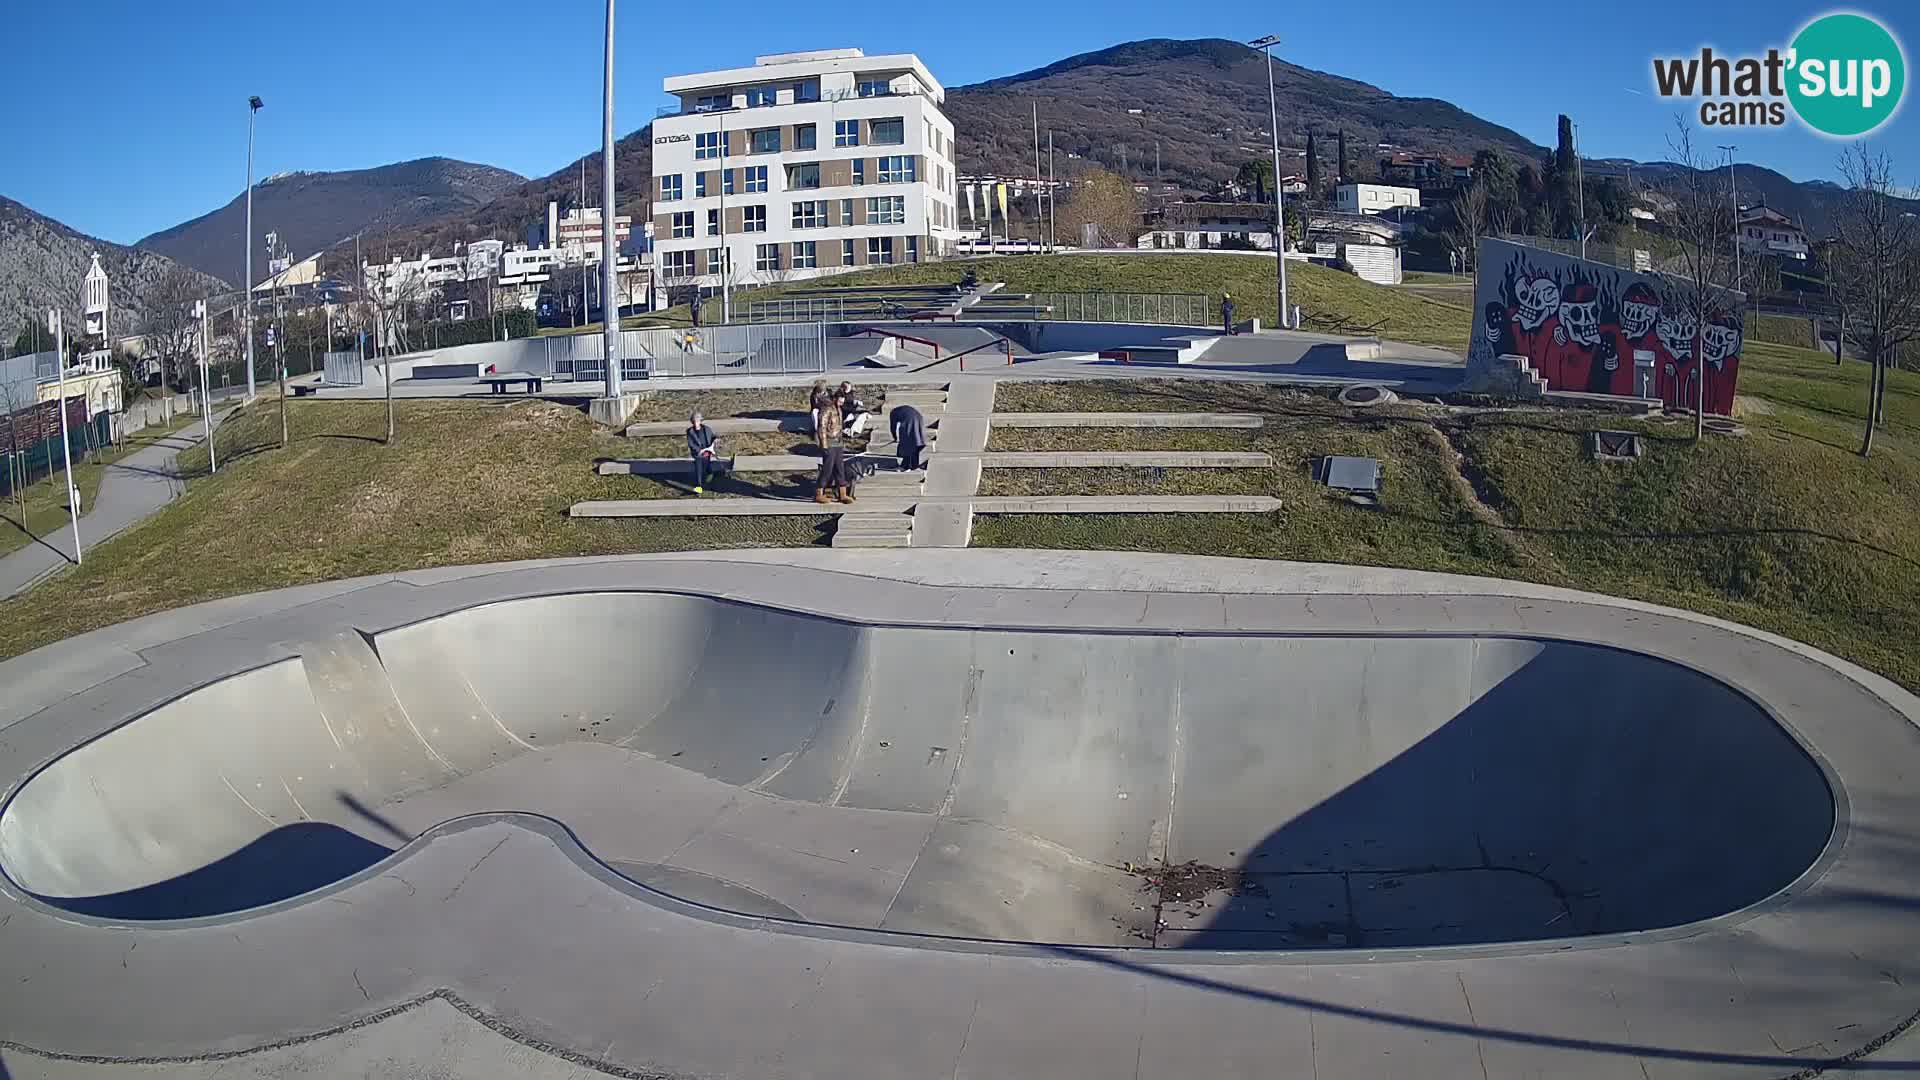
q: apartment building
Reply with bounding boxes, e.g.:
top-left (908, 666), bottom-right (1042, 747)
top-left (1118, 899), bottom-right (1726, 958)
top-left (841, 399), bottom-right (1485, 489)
top-left (651, 48), bottom-right (961, 292)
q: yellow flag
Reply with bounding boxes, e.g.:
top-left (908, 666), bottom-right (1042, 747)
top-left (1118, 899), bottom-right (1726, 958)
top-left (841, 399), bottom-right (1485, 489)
top-left (995, 183), bottom-right (1008, 220)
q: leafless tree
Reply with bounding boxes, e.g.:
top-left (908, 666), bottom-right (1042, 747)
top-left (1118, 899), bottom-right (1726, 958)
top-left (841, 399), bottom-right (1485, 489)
top-left (1058, 168), bottom-right (1143, 249)
top-left (1449, 180), bottom-right (1489, 273)
top-left (140, 267), bottom-right (203, 392)
top-left (1662, 120), bottom-right (1742, 441)
top-left (339, 238), bottom-right (427, 443)
top-left (1828, 144), bottom-right (1920, 457)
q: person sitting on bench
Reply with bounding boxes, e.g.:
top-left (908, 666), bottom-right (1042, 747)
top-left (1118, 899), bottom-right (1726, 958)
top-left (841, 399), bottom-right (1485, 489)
top-left (685, 412), bottom-right (733, 494)
top-left (889, 404), bottom-right (927, 472)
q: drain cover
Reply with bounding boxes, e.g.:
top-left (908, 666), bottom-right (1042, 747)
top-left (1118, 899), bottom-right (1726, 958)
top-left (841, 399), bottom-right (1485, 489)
top-left (1320, 456), bottom-right (1381, 494)
top-left (1589, 431), bottom-right (1643, 461)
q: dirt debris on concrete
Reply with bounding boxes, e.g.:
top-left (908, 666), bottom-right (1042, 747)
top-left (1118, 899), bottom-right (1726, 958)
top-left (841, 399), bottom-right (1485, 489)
top-left (1137, 861), bottom-right (1268, 904)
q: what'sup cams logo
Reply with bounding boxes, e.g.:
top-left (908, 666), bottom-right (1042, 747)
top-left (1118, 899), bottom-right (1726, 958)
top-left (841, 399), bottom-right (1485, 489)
top-left (1652, 12), bottom-right (1906, 136)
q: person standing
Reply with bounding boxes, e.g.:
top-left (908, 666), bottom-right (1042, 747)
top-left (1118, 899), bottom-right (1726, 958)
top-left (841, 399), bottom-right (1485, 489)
top-left (814, 398), bottom-right (854, 504)
top-left (1221, 293), bottom-right (1237, 335)
top-left (685, 411), bottom-right (731, 494)
top-left (889, 404), bottom-right (927, 472)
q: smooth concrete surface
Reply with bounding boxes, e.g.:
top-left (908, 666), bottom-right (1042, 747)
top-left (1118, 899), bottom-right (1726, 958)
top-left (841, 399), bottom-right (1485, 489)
top-left (1, 552), bottom-right (1918, 1078)
top-left (567, 495), bottom-right (1283, 518)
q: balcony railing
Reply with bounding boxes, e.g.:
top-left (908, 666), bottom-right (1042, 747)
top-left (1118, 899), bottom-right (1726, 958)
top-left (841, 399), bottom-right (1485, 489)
top-left (655, 84), bottom-right (924, 118)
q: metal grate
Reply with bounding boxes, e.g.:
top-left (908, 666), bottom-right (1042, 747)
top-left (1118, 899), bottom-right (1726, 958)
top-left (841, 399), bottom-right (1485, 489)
top-left (1320, 456), bottom-right (1381, 494)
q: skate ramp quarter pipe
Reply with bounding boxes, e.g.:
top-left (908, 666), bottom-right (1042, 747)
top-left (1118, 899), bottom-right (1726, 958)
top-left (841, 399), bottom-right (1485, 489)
top-left (0, 592), bottom-right (1835, 948)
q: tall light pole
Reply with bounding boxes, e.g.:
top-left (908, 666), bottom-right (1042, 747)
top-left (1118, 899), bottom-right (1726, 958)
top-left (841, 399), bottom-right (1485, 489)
top-left (600, 0), bottom-right (623, 397)
top-left (1719, 144), bottom-right (1741, 289)
top-left (196, 299), bottom-right (216, 474)
top-left (48, 309), bottom-right (80, 565)
top-left (1249, 35), bottom-right (1288, 329)
top-left (244, 96), bottom-right (262, 399)
top-left (1573, 120), bottom-right (1588, 259)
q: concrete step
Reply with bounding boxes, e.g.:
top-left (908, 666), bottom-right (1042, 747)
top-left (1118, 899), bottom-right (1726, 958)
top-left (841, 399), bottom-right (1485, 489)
top-left (883, 389), bottom-right (950, 410)
top-left (832, 512), bottom-right (915, 548)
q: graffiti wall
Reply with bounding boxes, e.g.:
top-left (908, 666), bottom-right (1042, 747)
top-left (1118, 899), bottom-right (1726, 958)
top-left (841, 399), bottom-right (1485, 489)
top-left (1468, 238), bottom-right (1745, 414)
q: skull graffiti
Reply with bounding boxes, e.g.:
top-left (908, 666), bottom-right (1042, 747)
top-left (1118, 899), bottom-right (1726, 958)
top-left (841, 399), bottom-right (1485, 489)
top-left (1558, 284), bottom-right (1601, 347)
top-left (1620, 283), bottom-right (1659, 339)
top-left (1701, 316), bottom-right (1742, 367)
top-left (1514, 276), bottom-right (1560, 331)
top-left (1482, 302), bottom-right (1507, 347)
top-left (1656, 309), bottom-right (1697, 360)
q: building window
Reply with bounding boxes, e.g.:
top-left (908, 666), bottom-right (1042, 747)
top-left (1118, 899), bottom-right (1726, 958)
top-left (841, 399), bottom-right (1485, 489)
top-left (659, 174), bottom-right (683, 201)
top-left (746, 86), bottom-right (776, 108)
top-left (705, 209), bottom-right (719, 236)
top-left (843, 239), bottom-right (856, 264)
top-left (852, 159), bottom-right (865, 185)
top-left (791, 240), bottom-right (817, 268)
top-left (870, 117), bottom-right (904, 145)
top-left (722, 168), bottom-right (734, 196)
top-left (834, 120), bottom-right (859, 147)
top-left (671, 212), bottom-right (694, 238)
top-left (742, 205), bottom-right (767, 233)
top-left (907, 236), bottom-right (919, 263)
top-left (793, 80), bottom-right (820, 103)
top-left (841, 198), bottom-right (855, 226)
top-left (857, 79), bottom-right (890, 98)
top-left (695, 131), bottom-right (722, 160)
top-left (795, 124), bottom-right (816, 151)
top-left (867, 236), bottom-right (894, 264)
top-left (867, 196), bottom-right (904, 225)
top-left (695, 94), bottom-right (728, 112)
top-left (663, 250), bottom-right (696, 277)
top-left (756, 243), bottom-right (782, 272)
top-left (787, 163), bottom-right (820, 189)
top-left (878, 156), bottom-right (915, 184)
top-left (792, 201), bottom-right (827, 229)
top-left (745, 165), bottom-right (768, 193)
top-left (751, 127), bottom-right (781, 153)
top-left (695, 172), bottom-right (708, 198)
top-left (707, 247), bottom-right (730, 276)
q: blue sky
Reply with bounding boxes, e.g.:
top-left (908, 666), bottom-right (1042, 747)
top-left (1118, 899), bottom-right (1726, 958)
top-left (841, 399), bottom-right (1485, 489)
top-left (4, 1), bottom-right (1915, 245)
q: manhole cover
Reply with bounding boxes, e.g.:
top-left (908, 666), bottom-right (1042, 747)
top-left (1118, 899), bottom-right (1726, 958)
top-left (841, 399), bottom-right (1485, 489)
top-left (1320, 455), bottom-right (1381, 494)
top-left (1338, 384), bottom-right (1398, 407)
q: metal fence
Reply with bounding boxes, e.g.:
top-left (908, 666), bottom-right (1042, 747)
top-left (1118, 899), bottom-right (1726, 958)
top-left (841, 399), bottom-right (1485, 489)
top-left (552, 323), bottom-right (829, 380)
top-left (745, 298), bottom-right (850, 324)
top-left (322, 350), bottom-right (364, 386)
top-left (1031, 292), bottom-right (1210, 325)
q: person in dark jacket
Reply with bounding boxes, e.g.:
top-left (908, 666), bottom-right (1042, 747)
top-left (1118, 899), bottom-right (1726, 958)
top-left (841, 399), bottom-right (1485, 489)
top-left (686, 412), bottom-right (732, 493)
top-left (1221, 293), bottom-right (1237, 335)
top-left (889, 404), bottom-right (927, 471)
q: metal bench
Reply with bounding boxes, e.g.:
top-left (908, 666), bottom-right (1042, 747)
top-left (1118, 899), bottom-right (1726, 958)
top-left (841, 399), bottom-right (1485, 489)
top-left (482, 373), bottom-right (543, 394)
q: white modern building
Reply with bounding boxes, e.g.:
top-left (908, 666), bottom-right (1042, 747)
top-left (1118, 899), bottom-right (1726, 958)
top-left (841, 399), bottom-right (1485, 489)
top-left (1736, 204), bottom-right (1810, 261)
top-left (1335, 183), bottom-right (1421, 216)
top-left (650, 48), bottom-right (962, 293)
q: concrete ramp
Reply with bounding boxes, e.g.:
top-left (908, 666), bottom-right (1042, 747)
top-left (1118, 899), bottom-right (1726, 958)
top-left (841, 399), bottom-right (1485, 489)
top-left (0, 593), bottom-right (1834, 948)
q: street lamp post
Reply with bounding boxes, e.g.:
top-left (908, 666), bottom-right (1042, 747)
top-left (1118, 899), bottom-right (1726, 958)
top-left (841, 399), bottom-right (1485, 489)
top-left (244, 96), bottom-right (262, 399)
top-left (1719, 144), bottom-right (1741, 289)
top-left (195, 300), bottom-right (216, 474)
top-left (1249, 35), bottom-right (1288, 330)
top-left (600, 0), bottom-right (623, 398)
top-left (48, 309), bottom-right (80, 565)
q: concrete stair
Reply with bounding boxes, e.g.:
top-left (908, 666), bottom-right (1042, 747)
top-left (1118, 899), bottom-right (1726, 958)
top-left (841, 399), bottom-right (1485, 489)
top-left (832, 512), bottom-right (915, 548)
top-left (855, 468), bottom-right (925, 497)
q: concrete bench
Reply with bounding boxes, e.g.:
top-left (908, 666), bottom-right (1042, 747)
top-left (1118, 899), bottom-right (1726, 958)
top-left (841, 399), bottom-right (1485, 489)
top-left (482, 373), bottom-right (543, 394)
top-left (291, 384), bottom-right (322, 397)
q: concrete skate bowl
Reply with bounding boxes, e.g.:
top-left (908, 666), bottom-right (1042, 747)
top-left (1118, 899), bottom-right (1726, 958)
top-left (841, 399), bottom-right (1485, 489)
top-left (0, 592), bottom-right (1835, 951)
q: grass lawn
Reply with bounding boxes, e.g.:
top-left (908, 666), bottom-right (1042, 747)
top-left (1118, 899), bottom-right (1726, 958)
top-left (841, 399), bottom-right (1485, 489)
top-left (0, 400), bottom-right (827, 660)
top-left (0, 413), bottom-right (200, 561)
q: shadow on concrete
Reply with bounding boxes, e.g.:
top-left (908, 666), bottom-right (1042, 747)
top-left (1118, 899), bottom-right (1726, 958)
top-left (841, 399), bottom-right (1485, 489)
top-left (1163, 645), bottom-right (1833, 951)
top-left (42, 823), bottom-right (390, 920)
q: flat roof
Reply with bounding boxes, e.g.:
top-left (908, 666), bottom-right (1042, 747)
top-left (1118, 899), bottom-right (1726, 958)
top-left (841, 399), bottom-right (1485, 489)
top-left (664, 51), bottom-right (944, 101)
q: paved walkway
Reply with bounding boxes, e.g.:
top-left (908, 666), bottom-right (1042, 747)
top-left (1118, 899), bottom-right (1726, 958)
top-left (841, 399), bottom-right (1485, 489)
top-left (0, 417), bottom-right (209, 598)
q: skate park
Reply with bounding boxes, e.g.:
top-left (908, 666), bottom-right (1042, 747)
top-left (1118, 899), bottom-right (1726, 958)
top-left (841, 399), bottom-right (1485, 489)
top-left (2, 550), bottom-right (1919, 1077)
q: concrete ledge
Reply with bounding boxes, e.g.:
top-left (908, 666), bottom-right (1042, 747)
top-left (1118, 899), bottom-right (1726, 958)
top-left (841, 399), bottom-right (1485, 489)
top-left (589, 393), bottom-right (647, 427)
top-left (975, 451), bottom-right (1273, 468)
top-left (971, 495), bottom-right (1283, 513)
top-left (989, 412), bottom-right (1264, 429)
top-left (597, 454), bottom-right (890, 476)
top-left (570, 497), bottom-right (919, 517)
top-left (626, 416), bottom-right (803, 437)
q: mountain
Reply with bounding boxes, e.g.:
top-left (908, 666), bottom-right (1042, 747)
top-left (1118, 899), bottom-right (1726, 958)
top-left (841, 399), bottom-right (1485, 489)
top-left (136, 157), bottom-right (526, 287)
top-left (1586, 158), bottom-right (1916, 237)
top-left (1, 196), bottom-right (224, 352)
top-left (943, 39), bottom-right (1544, 192)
